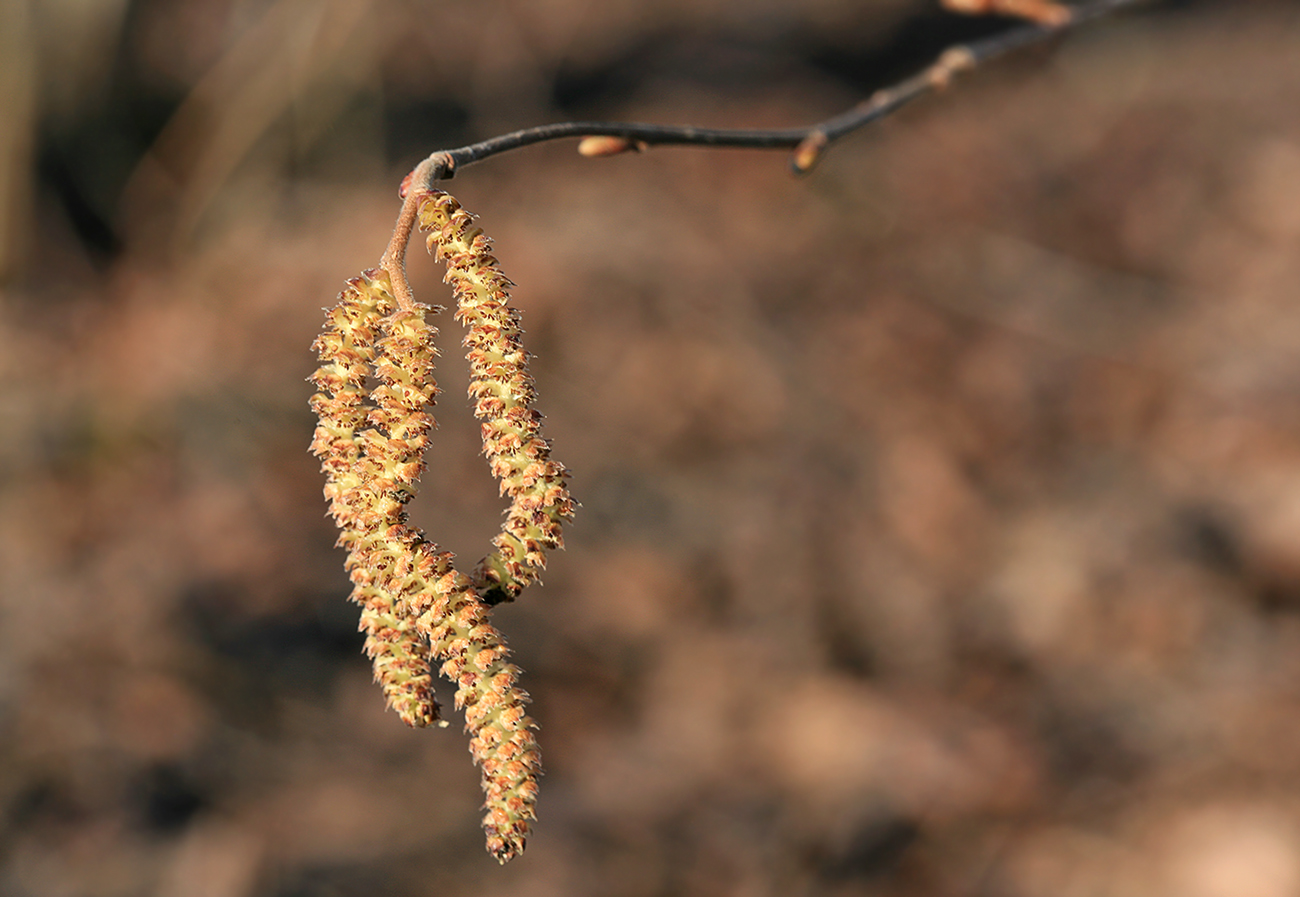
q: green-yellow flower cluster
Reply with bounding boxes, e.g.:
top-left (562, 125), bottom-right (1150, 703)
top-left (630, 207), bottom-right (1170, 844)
top-left (418, 191), bottom-right (574, 604)
top-left (310, 188), bottom-right (569, 863)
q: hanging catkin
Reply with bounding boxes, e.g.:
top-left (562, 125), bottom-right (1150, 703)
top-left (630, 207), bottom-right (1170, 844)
top-left (310, 189), bottom-right (566, 861)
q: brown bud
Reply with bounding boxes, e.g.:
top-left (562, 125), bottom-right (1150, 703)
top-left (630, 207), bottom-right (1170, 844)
top-left (577, 135), bottom-right (647, 157)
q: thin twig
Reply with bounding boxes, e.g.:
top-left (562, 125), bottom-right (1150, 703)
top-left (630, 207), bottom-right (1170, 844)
top-left (384, 0), bottom-right (1145, 300)
top-left (416, 0), bottom-right (1146, 181)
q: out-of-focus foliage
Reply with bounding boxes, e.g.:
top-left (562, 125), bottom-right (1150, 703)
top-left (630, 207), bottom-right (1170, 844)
top-left (3, 1), bottom-right (1300, 895)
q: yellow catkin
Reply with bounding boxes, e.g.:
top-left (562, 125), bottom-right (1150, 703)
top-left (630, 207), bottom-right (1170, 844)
top-left (309, 271), bottom-right (441, 728)
top-left (417, 191), bottom-right (575, 604)
top-left (311, 263), bottom-right (543, 862)
top-left (411, 565), bottom-right (541, 862)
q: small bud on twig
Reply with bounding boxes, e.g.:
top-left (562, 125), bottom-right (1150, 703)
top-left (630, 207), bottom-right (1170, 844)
top-left (941, 0), bottom-right (1072, 26)
top-left (791, 130), bottom-right (830, 174)
top-left (577, 135), bottom-right (648, 157)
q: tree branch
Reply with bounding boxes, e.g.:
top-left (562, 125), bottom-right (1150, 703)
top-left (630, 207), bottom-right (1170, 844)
top-left (390, 0), bottom-right (1147, 305)
top-left (406, 0), bottom-right (1147, 188)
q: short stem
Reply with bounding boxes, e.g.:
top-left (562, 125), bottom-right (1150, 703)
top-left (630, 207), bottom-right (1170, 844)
top-left (380, 157), bottom-right (438, 311)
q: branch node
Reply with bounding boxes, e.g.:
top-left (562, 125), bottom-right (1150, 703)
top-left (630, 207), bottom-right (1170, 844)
top-left (932, 47), bottom-right (979, 89)
top-left (427, 151), bottom-right (457, 182)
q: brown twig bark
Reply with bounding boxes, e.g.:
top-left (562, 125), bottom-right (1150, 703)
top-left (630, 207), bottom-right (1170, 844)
top-left (411, 0), bottom-right (1145, 183)
top-left (379, 0), bottom-right (1145, 280)
top-left (379, 157), bottom-right (436, 312)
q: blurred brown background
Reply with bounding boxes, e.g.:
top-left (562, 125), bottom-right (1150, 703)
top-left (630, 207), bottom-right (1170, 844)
top-left (3, 0), bottom-right (1300, 895)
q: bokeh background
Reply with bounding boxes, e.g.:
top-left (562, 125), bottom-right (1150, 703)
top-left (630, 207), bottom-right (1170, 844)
top-left (4, 0), bottom-right (1300, 895)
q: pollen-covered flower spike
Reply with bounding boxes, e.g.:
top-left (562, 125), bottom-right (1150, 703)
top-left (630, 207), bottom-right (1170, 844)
top-left (311, 261), bottom-right (543, 861)
top-left (309, 270), bottom-right (441, 728)
top-left (405, 564), bottom-right (542, 863)
top-left (417, 191), bottom-right (575, 605)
